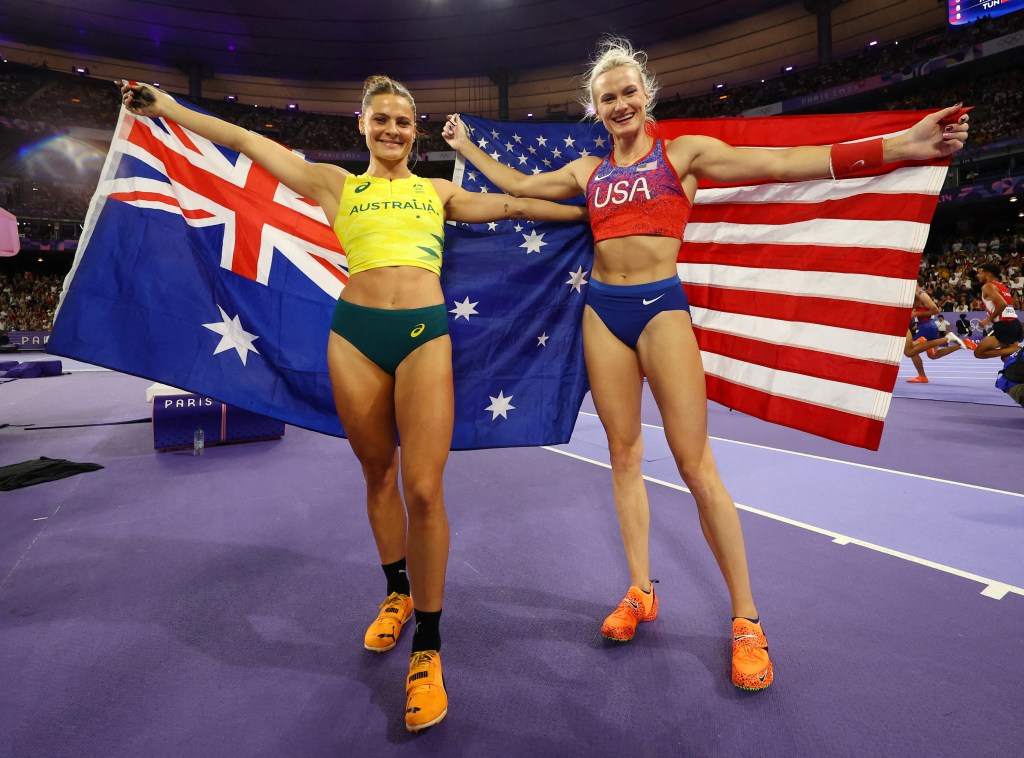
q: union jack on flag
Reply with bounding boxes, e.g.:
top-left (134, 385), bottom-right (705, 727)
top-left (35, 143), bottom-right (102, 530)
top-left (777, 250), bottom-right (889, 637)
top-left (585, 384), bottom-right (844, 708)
top-left (455, 112), bottom-right (952, 450)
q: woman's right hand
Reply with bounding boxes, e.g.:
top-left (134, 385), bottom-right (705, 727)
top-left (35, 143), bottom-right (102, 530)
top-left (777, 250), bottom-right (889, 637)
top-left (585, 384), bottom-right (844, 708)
top-left (442, 113), bottom-right (469, 152)
top-left (120, 81), bottom-right (169, 119)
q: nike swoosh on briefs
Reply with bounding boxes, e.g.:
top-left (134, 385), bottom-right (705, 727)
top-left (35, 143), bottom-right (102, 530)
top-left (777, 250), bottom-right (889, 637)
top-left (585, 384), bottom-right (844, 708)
top-left (852, 159), bottom-right (865, 169)
top-left (642, 294), bottom-right (666, 305)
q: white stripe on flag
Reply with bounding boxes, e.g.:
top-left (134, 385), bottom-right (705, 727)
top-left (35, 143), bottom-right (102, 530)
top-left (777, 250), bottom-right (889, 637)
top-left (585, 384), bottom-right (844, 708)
top-left (683, 218), bottom-right (932, 252)
top-left (690, 306), bottom-right (906, 365)
top-left (701, 352), bottom-right (893, 421)
top-left (693, 165), bottom-right (948, 205)
top-left (679, 263), bottom-right (918, 308)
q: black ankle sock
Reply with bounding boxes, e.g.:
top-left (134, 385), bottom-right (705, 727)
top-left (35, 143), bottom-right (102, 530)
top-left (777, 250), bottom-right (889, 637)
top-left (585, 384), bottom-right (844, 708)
top-left (382, 558), bottom-right (410, 596)
top-left (411, 609), bottom-right (442, 653)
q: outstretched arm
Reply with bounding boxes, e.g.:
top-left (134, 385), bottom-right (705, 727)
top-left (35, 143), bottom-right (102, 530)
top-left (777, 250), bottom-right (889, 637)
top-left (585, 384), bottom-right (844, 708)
top-left (430, 179), bottom-right (587, 225)
top-left (672, 104), bottom-right (970, 185)
top-left (120, 81), bottom-right (345, 219)
top-left (442, 113), bottom-right (592, 201)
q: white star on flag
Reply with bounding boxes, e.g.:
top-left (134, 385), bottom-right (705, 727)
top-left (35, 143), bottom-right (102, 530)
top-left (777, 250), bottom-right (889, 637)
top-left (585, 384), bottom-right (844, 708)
top-left (565, 266), bottom-right (589, 293)
top-left (579, 149), bottom-right (591, 158)
top-left (476, 137), bottom-right (488, 148)
top-left (449, 296), bottom-right (479, 321)
top-left (537, 332), bottom-right (550, 347)
top-left (513, 222), bottom-right (523, 232)
top-left (594, 136), bottom-right (606, 147)
top-left (489, 151), bottom-right (500, 161)
top-left (563, 135), bottom-right (576, 148)
top-left (527, 146), bottom-right (537, 155)
top-left (478, 185), bottom-right (490, 193)
top-left (520, 229), bottom-right (547, 254)
top-left (552, 147), bottom-right (562, 159)
top-left (485, 390), bottom-right (516, 420)
top-left (487, 222), bottom-right (498, 231)
top-left (512, 133), bottom-right (522, 143)
top-left (467, 171), bottom-right (478, 182)
top-left (536, 135), bottom-right (547, 146)
top-left (490, 129), bottom-right (499, 138)
top-left (203, 306), bottom-right (260, 366)
top-left (517, 155), bottom-right (528, 165)
top-left (505, 141), bottom-right (513, 150)
top-left (531, 167), bottom-right (542, 174)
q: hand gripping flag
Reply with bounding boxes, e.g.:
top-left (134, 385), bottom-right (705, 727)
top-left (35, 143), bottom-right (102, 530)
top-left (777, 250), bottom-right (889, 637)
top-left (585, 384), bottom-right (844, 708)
top-left (455, 111), bottom-right (952, 450)
top-left (48, 98), bottom-right (592, 449)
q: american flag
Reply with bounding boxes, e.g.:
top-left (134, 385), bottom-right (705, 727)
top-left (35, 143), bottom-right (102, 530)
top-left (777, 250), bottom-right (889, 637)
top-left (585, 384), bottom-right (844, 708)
top-left (49, 99), bottom-right (591, 449)
top-left (456, 112), bottom-right (951, 450)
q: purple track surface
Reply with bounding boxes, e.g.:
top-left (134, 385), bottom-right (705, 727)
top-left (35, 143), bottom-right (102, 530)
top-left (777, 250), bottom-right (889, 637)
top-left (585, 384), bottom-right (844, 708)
top-left (1, 359), bottom-right (1022, 757)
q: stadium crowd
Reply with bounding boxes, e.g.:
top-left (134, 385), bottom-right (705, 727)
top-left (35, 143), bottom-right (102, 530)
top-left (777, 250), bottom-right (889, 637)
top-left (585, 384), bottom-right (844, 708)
top-left (0, 271), bottom-right (62, 331)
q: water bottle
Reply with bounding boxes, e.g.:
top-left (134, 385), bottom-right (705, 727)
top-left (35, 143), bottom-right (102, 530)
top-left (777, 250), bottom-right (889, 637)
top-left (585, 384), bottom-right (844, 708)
top-left (193, 427), bottom-right (205, 456)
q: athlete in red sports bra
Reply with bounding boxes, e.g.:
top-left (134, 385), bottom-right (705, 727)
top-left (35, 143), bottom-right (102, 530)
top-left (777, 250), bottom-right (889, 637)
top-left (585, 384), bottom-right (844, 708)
top-left (974, 262), bottom-right (1024, 360)
top-left (444, 35), bottom-right (969, 692)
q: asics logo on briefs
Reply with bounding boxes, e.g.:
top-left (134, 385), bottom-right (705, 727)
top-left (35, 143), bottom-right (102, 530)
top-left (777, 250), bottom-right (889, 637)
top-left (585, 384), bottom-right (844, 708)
top-left (355, 181), bottom-right (371, 193)
top-left (410, 323), bottom-right (426, 338)
top-left (642, 294), bottom-right (666, 306)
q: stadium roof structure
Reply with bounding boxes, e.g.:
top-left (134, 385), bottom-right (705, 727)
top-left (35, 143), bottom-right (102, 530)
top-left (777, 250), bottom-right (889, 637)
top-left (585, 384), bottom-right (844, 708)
top-left (0, 0), bottom-right (794, 81)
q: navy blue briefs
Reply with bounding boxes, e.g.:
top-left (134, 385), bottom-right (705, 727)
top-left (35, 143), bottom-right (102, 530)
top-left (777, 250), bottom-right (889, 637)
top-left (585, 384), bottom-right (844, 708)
top-left (586, 275), bottom-right (690, 349)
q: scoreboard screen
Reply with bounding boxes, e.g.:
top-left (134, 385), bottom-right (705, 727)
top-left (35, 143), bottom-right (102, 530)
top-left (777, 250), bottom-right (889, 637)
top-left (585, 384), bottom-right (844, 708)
top-left (949, 0), bottom-right (1024, 26)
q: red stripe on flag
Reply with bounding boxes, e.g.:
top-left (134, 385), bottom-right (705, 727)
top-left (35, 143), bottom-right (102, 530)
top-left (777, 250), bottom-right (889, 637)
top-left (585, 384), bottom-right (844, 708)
top-left (165, 119), bottom-right (201, 154)
top-left (310, 253), bottom-right (349, 285)
top-left (679, 241), bottom-right (920, 279)
top-left (109, 191), bottom-right (216, 220)
top-left (705, 375), bottom-right (884, 450)
top-left (685, 285), bottom-right (911, 336)
top-left (690, 193), bottom-right (939, 225)
top-left (694, 328), bottom-right (898, 391)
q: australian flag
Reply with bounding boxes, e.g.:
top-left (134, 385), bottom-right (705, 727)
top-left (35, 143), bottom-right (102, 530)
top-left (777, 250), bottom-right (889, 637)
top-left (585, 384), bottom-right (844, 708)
top-left (48, 98), bottom-right (595, 449)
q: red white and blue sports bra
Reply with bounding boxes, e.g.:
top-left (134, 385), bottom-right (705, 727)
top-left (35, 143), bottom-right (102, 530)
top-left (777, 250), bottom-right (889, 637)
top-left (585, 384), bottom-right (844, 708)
top-left (585, 138), bottom-right (692, 243)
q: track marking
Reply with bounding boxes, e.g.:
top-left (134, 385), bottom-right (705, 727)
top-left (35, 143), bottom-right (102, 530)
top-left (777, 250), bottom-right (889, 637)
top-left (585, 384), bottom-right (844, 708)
top-left (541, 443), bottom-right (1024, 600)
top-left (576, 411), bottom-right (1024, 499)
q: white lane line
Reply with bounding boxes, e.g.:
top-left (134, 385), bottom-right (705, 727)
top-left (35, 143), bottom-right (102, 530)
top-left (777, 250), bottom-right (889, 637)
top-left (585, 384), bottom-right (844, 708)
top-left (541, 443), bottom-right (1024, 600)
top-left (576, 411), bottom-right (1024, 499)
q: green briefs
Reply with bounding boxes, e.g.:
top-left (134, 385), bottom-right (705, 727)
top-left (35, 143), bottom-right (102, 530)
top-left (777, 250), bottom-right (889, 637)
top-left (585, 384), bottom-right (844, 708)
top-left (330, 300), bottom-right (449, 376)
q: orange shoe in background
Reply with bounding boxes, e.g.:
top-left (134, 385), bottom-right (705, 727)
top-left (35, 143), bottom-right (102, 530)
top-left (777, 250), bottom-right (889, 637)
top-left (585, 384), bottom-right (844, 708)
top-left (600, 585), bottom-right (658, 642)
top-left (905, 375), bottom-right (929, 383)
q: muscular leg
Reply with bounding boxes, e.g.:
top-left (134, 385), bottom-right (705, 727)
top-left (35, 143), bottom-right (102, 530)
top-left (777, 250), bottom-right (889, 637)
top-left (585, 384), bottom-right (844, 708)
top-left (904, 332), bottom-right (927, 379)
top-left (974, 334), bottom-right (1021, 360)
top-left (327, 332), bottom-right (406, 565)
top-left (582, 305), bottom-right (651, 591)
top-left (904, 332), bottom-right (948, 358)
top-left (393, 337), bottom-right (454, 612)
top-left (637, 310), bottom-right (757, 619)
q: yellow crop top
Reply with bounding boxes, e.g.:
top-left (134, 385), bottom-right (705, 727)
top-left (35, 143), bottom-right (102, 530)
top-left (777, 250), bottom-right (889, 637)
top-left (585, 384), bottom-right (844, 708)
top-left (333, 173), bottom-right (445, 276)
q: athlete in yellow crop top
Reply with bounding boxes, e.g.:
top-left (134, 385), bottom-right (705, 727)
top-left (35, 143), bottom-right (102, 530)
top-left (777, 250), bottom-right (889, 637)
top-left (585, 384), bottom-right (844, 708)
top-left (123, 75), bottom-right (584, 734)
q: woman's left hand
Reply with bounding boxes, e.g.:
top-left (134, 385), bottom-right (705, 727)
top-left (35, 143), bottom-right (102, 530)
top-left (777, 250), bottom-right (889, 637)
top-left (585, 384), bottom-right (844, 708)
top-left (894, 104), bottom-right (971, 160)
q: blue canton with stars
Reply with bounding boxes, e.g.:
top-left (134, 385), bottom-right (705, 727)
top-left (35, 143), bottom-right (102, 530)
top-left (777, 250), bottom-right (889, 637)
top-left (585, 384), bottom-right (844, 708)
top-left (442, 115), bottom-right (610, 448)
